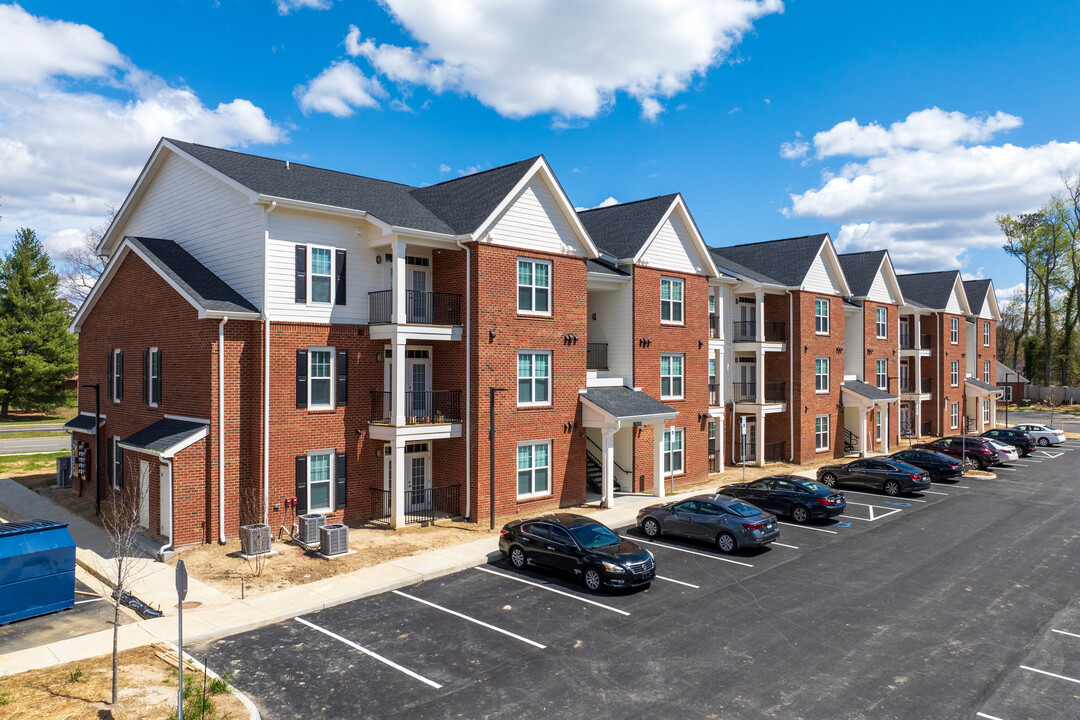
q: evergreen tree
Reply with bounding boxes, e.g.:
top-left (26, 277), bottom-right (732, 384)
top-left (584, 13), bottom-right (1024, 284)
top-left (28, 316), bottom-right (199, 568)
top-left (0, 228), bottom-right (78, 418)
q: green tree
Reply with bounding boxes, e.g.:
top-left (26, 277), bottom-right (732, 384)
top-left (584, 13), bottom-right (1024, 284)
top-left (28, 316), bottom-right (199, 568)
top-left (0, 228), bottom-right (78, 418)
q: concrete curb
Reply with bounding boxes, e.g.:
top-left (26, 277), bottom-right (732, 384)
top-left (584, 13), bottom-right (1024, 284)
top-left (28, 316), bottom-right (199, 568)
top-left (166, 641), bottom-right (261, 720)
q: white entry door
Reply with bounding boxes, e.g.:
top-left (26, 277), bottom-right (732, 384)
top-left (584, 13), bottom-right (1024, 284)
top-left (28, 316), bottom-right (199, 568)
top-left (159, 463), bottom-right (171, 536)
top-left (407, 450), bottom-right (432, 512)
top-left (406, 267), bottom-right (431, 323)
top-left (406, 356), bottom-right (430, 420)
top-left (138, 460), bottom-right (150, 529)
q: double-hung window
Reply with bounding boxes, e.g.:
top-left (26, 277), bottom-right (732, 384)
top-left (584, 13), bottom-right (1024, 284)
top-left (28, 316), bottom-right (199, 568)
top-left (661, 278), bottom-right (684, 324)
top-left (517, 259), bottom-right (551, 315)
top-left (815, 298), bottom-right (830, 334)
top-left (307, 451), bottom-right (333, 512)
top-left (876, 359), bottom-right (888, 389)
top-left (950, 317), bottom-right (959, 344)
top-left (875, 410), bottom-right (882, 441)
top-left (661, 354), bottom-right (684, 399)
top-left (815, 415), bottom-right (830, 451)
top-left (517, 351), bottom-right (551, 406)
top-left (112, 349), bottom-right (123, 402)
top-left (950, 402), bottom-right (959, 429)
top-left (950, 360), bottom-right (959, 387)
top-left (983, 360), bottom-right (991, 384)
top-left (111, 437), bottom-right (122, 489)
top-left (983, 398), bottom-right (990, 424)
top-left (815, 357), bottom-right (829, 392)
top-left (309, 348), bottom-right (333, 409)
top-left (663, 428), bottom-right (684, 474)
top-left (148, 347), bottom-right (161, 406)
top-left (983, 322), bottom-right (990, 347)
top-left (876, 307), bottom-right (888, 338)
top-left (310, 247), bottom-right (333, 304)
top-left (517, 441), bottom-right (550, 498)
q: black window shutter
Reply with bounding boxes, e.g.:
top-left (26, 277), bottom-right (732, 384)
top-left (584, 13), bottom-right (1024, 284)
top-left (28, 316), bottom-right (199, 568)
top-left (295, 455), bottom-right (308, 514)
top-left (116, 351), bottom-right (124, 401)
top-left (335, 249), bottom-right (347, 306)
top-left (154, 349), bottom-right (162, 405)
top-left (106, 351), bottom-right (113, 400)
top-left (336, 349), bottom-right (348, 406)
top-left (142, 350), bottom-right (149, 404)
top-left (295, 245), bottom-right (307, 303)
top-left (296, 349), bottom-right (308, 408)
top-left (335, 452), bottom-right (347, 509)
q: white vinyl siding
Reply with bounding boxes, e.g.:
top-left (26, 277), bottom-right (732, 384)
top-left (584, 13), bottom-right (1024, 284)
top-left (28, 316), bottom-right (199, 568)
top-left (517, 258), bottom-right (551, 315)
top-left (945, 286), bottom-right (964, 315)
top-left (950, 361), bottom-right (959, 387)
top-left (663, 428), bottom-right (684, 474)
top-left (803, 251), bottom-right (845, 294)
top-left (815, 298), bottom-right (830, 334)
top-left (309, 348), bottom-right (333, 409)
top-left (517, 441), bottom-right (550, 498)
top-left (815, 357), bottom-right (829, 392)
top-left (815, 416), bottom-right (830, 451)
top-left (517, 351), bottom-right (551, 406)
top-left (639, 212), bottom-right (706, 274)
top-left (661, 354), bottom-right (684, 399)
top-left (586, 283), bottom-right (634, 380)
top-left (482, 175), bottom-right (587, 256)
top-left (660, 278), bottom-right (684, 324)
top-left (866, 269), bottom-right (900, 304)
top-left (876, 307), bottom-right (888, 338)
top-left (307, 451), bottom-right (333, 513)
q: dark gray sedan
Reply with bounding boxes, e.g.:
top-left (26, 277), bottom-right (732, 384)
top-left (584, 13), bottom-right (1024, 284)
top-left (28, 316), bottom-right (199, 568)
top-left (637, 494), bottom-right (779, 554)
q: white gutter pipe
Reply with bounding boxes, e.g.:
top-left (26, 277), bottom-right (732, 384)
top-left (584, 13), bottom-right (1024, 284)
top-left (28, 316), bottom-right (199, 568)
top-left (937, 313), bottom-right (942, 434)
top-left (218, 315), bottom-right (229, 544)
top-left (262, 201), bottom-right (276, 525)
top-left (788, 290), bottom-right (795, 462)
top-left (455, 238), bottom-right (472, 519)
top-left (156, 458), bottom-right (173, 559)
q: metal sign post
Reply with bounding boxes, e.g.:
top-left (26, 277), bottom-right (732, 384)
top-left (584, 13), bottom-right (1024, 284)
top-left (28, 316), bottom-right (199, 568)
top-left (176, 560), bottom-right (188, 720)
top-left (669, 427), bottom-right (676, 493)
top-left (740, 417), bottom-right (747, 483)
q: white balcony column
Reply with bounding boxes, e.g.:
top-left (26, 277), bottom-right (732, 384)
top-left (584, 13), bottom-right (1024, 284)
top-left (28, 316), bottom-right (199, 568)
top-left (652, 422), bottom-right (666, 498)
top-left (755, 409), bottom-right (766, 467)
top-left (601, 427), bottom-right (616, 509)
top-left (392, 238), bottom-right (408, 325)
top-left (882, 405), bottom-right (890, 453)
top-left (914, 313), bottom-right (922, 348)
top-left (392, 335), bottom-right (407, 427)
top-left (754, 289), bottom-right (765, 341)
top-left (915, 401), bottom-right (922, 438)
top-left (860, 411), bottom-right (868, 458)
top-left (755, 348), bottom-right (765, 404)
top-left (389, 440), bottom-right (407, 529)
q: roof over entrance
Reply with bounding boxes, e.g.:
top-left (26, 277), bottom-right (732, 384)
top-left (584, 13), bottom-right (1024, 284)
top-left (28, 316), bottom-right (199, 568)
top-left (841, 380), bottom-right (898, 406)
top-left (64, 413), bottom-right (104, 434)
top-left (580, 386), bottom-right (677, 422)
top-left (965, 378), bottom-right (1005, 396)
top-left (119, 418), bottom-right (208, 458)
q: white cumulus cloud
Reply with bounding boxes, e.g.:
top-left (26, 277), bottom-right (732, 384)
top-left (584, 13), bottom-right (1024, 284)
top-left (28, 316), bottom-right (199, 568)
top-left (0, 3), bottom-right (124, 84)
top-left (275, 0), bottom-right (333, 15)
top-left (319, 0), bottom-right (784, 122)
top-left (295, 61), bottom-right (386, 117)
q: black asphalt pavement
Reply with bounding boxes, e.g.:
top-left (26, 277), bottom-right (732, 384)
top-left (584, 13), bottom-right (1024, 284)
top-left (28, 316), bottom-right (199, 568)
top-left (1004, 408), bottom-right (1080, 434)
top-left (195, 441), bottom-right (1080, 720)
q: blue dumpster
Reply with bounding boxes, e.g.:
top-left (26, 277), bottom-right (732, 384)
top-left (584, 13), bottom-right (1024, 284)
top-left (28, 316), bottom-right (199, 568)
top-left (0, 519), bottom-right (76, 625)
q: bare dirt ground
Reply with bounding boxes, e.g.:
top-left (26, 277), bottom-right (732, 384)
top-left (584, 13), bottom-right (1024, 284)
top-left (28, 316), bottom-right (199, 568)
top-left (0, 645), bottom-right (245, 720)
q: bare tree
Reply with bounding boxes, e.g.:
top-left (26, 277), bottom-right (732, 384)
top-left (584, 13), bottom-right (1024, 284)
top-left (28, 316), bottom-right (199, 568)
top-left (59, 209), bottom-right (114, 310)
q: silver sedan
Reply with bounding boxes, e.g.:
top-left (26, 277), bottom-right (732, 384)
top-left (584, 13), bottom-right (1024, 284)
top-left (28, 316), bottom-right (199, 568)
top-left (1012, 423), bottom-right (1066, 447)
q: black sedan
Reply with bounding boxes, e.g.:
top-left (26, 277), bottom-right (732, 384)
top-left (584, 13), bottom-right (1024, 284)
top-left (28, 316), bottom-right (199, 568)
top-left (716, 476), bottom-right (846, 523)
top-left (636, 494), bottom-right (780, 553)
top-left (499, 513), bottom-right (654, 591)
top-left (981, 428), bottom-right (1036, 457)
top-left (888, 449), bottom-right (964, 482)
top-left (817, 458), bottom-right (931, 496)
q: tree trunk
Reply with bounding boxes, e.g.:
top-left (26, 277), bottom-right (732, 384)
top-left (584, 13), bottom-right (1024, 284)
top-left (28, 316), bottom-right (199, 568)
top-left (1044, 283), bottom-right (1053, 387)
top-left (0, 396), bottom-right (8, 420)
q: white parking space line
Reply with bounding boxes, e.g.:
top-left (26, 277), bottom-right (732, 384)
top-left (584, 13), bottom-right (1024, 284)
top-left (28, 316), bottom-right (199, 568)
top-left (953, 485), bottom-right (970, 488)
top-left (976, 712), bottom-right (1007, 720)
top-left (921, 489), bottom-right (950, 495)
top-left (840, 489), bottom-right (929, 503)
top-left (475, 567), bottom-right (631, 616)
top-left (627, 536), bottom-right (755, 567)
top-left (1013, 459), bottom-right (1042, 463)
top-left (1034, 451), bottom-right (1063, 459)
top-left (392, 590), bottom-right (546, 649)
top-left (1020, 665), bottom-right (1080, 685)
top-left (772, 541), bottom-right (800, 549)
top-left (842, 501), bottom-right (903, 521)
top-left (777, 521), bottom-right (838, 534)
top-left (995, 467), bottom-right (1018, 472)
top-left (1052, 628), bottom-right (1080, 640)
top-left (656, 575), bottom-right (700, 589)
top-left (295, 616), bottom-right (442, 689)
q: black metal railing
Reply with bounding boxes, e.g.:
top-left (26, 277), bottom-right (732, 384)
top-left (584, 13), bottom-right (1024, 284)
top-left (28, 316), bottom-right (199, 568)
top-left (368, 290), bottom-right (462, 325)
top-left (369, 390), bottom-right (462, 425)
top-left (764, 441), bottom-right (785, 463)
top-left (732, 382), bottom-right (757, 402)
top-left (708, 313), bottom-right (720, 339)
top-left (921, 377), bottom-right (932, 393)
top-left (900, 333), bottom-right (934, 350)
top-left (920, 334), bottom-right (932, 350)
top-left (764, 321), bottom-right (786, 342)
top-left (586, 342), bottom-right (608, 371)
top-left (764, 381), bottom-right (786, 403)
top-left (732, 320), bottom-right (756, 342)
top-left (369, 484), bottom-right (462, 526)
top-left (900, 333), bottom-right (913, 350)
top-left (901, 377), bottom-right (932, 394)
top-left (709, 382), bottom-right (720, 406)
top-left (732, 320), bottom-right (786, 342)
top-left (921, 420), bottom-right (932, 436)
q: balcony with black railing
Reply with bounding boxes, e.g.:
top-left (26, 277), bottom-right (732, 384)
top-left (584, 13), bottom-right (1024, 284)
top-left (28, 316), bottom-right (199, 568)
top-left (370, 390), bottom-right (462, 425)
top-left (368, 290), bottom-right (462, 326)
top-left (764, 381), bottom-right (786, 403)
top-left (764, 441), bottom-right (786, 463)
top-left (709, 381), bottom-right (720, 406)
top-left (586, 342), bottom-right (608, 371)
top-left (732, 382), bottom-right (757, 403)
top-left (708, 313), bottom-right (721, 339)
top-left (900, 333), bottom-right (933, 351)
top-left (732, 381), bottom-right (786, 404)
top-left (900, 377), bottom-right (932, 394)
top-left (369, 484), bottom-right (462, 526)
top-left (732, 320), bottom-right (786, 343)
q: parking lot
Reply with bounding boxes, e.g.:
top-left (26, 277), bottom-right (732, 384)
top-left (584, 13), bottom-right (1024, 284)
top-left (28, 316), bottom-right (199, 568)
top-left (195, 439), bottom-right (1080, 719)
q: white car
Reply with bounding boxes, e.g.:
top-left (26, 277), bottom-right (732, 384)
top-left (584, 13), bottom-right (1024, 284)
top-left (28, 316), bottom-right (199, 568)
top-left (1012, 423), bottom-right (1066, 447)
top-left (986, 439), bottom-right (1019, 463)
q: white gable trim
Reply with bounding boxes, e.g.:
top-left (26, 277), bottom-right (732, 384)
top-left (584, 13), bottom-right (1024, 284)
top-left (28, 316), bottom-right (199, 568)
top-left (632, 195), bottom-right (721, 278)
top-left (981, 280), bottom-right (1001, 321)
top-left (801, 235), bottom-right (853, 296)
top-left (872, 251), bottom-right (905, 305)
top-left (118, 424), bottom-right (208, 459)
top-left (949, 274), bottom-right (973, 316)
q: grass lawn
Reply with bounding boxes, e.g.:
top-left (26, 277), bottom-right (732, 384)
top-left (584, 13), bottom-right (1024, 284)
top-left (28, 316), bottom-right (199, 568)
top-left (0, 451), bottom-right (69, 481)
top-left (0, 429), bottom-right (68, 439)
top-left (0, 406), bottom-right (78, 427)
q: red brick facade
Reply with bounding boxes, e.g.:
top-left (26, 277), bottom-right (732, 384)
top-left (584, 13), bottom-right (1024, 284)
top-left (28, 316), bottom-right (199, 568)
top-left (790, 290), bottom-right (845, 463)
top-left (861, 300), bottom-right (900, 452)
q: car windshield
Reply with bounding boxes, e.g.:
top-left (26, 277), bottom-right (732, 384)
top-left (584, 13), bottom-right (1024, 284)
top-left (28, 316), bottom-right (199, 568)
top-left (795, 480), bottom-right (832, 493)
top-left (567, 522), bottom-right (620, 548)
top-left (724, 502), bottom-right (762, 517)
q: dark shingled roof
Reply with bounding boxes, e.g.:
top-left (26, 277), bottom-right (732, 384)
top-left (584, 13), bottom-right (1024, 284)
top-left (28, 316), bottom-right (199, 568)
top-left (965, 378), bottom-right (1005, 395)
top-left (963, 279), bottom-right (992, 315)
top-left (838, 250), bottom-right (887, 298)
top-left (586, 258), bottom-right (630, 278)
top-left (580, 386), bottom-right (677, 419)
top-left (842, 380), bottom-right (898, 403)
top-left (577, 194), bottom-right (678, 259)
top-left (64, 414), bottom-right (102, 434)
top-left (128, 237), bottom-right (260, 314)
top-left (896, 270), bottom-right (962, 311)
top-left (121, 418), bottom-right (207, 454)
top-left (167, 139), bottom-right (539, 236)
top-left (709, 234), bottom-right (829, 287)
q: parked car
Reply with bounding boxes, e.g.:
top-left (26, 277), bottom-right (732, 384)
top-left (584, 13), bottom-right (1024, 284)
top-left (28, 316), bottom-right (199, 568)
top-left (985, 438), bottom-right (1019, 463)
top-left (636, 494), bottom-right (779, 554)
top-left (888, 449), bottom-right (964, 482)
top-left (816, 458), bottom-right (931, 496)
top-left (499, 513), bottom-right (654, 591)
top-left (981, 428), bottom-right (1035, 457)
top-left (716, 476), bottom-right (846, 524)
top-left (1012, 423), bottom-right (1066, 447)
top-left (913, 436), bottom-right (998, 470)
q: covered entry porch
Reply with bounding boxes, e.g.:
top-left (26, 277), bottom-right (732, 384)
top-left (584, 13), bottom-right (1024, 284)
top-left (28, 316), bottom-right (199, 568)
top-left (965, 378), bottom-right (1004, 434)
top-left (841, 381), bottom-right (897, 457)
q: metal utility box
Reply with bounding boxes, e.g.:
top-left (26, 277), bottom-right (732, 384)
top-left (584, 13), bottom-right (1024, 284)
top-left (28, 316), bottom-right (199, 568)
top-left (0, 519), bottom-right (76, 625)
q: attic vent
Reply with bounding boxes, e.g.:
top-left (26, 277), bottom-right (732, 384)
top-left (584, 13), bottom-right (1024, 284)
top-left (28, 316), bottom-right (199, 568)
top-left (735, 357), bottom-right (757, 364)
top-left (736, 297), bottom-right (757, 305)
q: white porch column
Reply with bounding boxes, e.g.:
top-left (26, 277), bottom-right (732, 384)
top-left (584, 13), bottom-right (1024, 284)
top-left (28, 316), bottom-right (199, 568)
top-left (882, 404), bottom-right (890, 453)
top-left (860, 410), bottom-right (868, 457)
top-left (392, 334), bottom-right (407, 427)
top-left (392, 238), bottom-right (407, 325)
top-left (652, 422), bottom-right (665, 498)
top-left (754, 289), bottom-right (765, 340)
top-left (601, 427), bottom-right (616, 509)
top-left (756, 410), bottom-right (766, 467)
top-left (389, 440), bottom-right (406, 529)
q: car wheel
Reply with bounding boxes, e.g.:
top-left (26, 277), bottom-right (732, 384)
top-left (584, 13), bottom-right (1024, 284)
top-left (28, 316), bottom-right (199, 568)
top-left (976, 458), bottom-right (988, 471)
top-left (929, 469), bottom-right (941, 483)
top-left (791, 505), bottom-right (811, 524)
top-left (883, 480), bottom-right (901, 497)
top-left (642, 517), bottom-right (661, 538)
top-left (1038, 437), bottom-right (1049, 446)
top-left (715, 532), bottom-right (737, 554)
top-left (962, 457), bottom-right (978, 472)
top-left (820, 472), bottom-right (837, 488)
top-left (583, 567), bottom-right (603, 592)
top-left (509, 546), bottom-right (527, 569)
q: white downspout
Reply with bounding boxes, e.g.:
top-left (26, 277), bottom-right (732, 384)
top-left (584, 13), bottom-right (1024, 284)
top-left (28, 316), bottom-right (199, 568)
top-left (262, 202), bottom-right (276, 525)
top-left (157, 458), bottom-right (173, 559)
top-left (218, 315), bottom-right (229, 544)
top-left (937, 314), bottom-right (942, 434)
top-left (788, 290), bottom-right (795, 462)
top-left (455, 238), bottom-right (472, 520)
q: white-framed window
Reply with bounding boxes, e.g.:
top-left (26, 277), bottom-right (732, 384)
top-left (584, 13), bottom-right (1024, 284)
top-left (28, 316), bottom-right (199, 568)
top-left (815, 298), bottom-right (830, 334)
top-left (112, 349), bottom-right (122, 402)
top-left (516, 441), bottom-right (550, 498)
top-left (950, 317), bottom-right (959, 344)
top-left (815, 415), bottom-right (830, 451)
top-left (309, 347), bottom-right (333, 410)
top-left (876, 359), bottom-right (888, 389)
top-left (950, 402), bottom-right (959, 429)
top-left (984, 322), bottom-right (990, 347)
top-left (661, 354), bottom-right (684, 399)
top-left (815, 357), bottom-right (829, 392)
top-left (983, 398), bottom-right (990, 424)
top-left (1005, 385), bottom-right (1013, 402)
top-left (148, 347), bottom-right (161, 407)
top-left (517, 351), bottom-right (551, 406)
top-left (309, 245), bottom-right (333, 304)
top-left (950, 360), bottom-right (959, 387)
top-left (875, 409), bottom-right (882, 441)
top-left (661, 277), bottom-right (684, 324)
top-left (111, 436), bottom-right (122, 489)
top-left (876, 307), bottom-right (888, 339)
top-left (517, 258), bottom-right (551, 315)
top-left (307, 450), bottom-right (333, 513)
top-left (663, 428), bottom-right (684, 474)
top-left (983, 360), bottom-right (991, 384)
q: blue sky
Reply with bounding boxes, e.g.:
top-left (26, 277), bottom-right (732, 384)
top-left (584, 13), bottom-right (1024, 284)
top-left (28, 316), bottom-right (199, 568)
top-left (2, 0), bottom-right (1078, 302)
